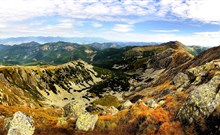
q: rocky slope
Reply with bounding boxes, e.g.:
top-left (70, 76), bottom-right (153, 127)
top-left (124, 41), bottom-right (194, 93)
top-left (124, 44), bottom-right (220, 134)
top-left (0, 60), bottom-right (102, 108)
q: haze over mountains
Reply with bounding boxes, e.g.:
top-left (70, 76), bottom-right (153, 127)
top-left (0, 36), bottom-right (109, 45)
top-left (0, 36), bottom-right (160, 47)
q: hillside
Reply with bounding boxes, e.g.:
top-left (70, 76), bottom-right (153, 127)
top-left (0, 41), bottom-right (218, 135)
top-left (0, 41), bottom-right (206, 67)
top-left (0, 41), bottom-right (98, 65)
top-left (0, 60), bottom-right (102, 107)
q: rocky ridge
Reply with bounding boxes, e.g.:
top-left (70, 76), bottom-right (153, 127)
top-left (0, 60), bottom-right (102, 107)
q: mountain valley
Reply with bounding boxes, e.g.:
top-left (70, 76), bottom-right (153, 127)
top-left (0, 41), bottom-right (219, 135)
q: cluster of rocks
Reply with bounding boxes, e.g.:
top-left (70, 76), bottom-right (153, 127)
top-left (63, 101), bottom-right (98, 131)
top-left (177, 74), bottom-right (220, 124)
top-left (173, 61), bottom-right (220, 130)
top-left (61, 98), bottom-right (161, 132)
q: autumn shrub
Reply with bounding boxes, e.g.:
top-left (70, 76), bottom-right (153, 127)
top-left (94, 100), bottom-right (184, 135)
top-left (157, 121), bottom-right (184, 135)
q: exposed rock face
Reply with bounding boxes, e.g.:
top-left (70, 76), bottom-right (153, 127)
top-left (178, 75), bottom-right (220, 124)
top-left (177, 61), bottom-right (220, 125)
top-left (76, 112), bottom-right (98, 131)
top-left (3, 111), bottom-right (35, 135)
top-left (173, 72), bottom-right (190, 91)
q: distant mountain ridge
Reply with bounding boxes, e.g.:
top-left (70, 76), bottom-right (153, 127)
top-left (0, 41), bottom-right (207, 67)
top-left (0, 36), bottom-right (160, 48)
top-left (0, 36), bottom-right (109, 45)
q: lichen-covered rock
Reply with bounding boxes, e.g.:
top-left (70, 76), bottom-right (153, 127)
top-left (63, 101), bottom-right (86, 118)
top-left (3, 111), bottom-right (35, 135)
top-left (103, 106), bottom-right (119, 116)
top-left (178, 75), bottom-right (220, 124)
top-left (146, 99), bottom-right (158, 108)
top-left (173, 72), bottom-right (190, 91)
top-left (121, 100), bottom-right (133, 109)
top-left (76, 112), bottom-right (98, 131)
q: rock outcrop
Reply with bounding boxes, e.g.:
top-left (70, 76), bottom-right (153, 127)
top-left (146, 99), bottom-right (158, 108)
top-left (3, 111), bottom-right (35, 135)
top-left (76, 112), bottom-right (98, 131)
top-left (63, 101), bottom-right (99, 131)
top-left (173, 72), bottom-right (190, 91)
top-left (121, 100), bottom-right (133, 109)
top-left (176, 60), bottom-right (220, 132)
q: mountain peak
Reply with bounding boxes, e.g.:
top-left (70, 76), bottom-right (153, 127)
top-left (19, 41), bottom-right (40, 46)
top-left (161, 41), bottom-right (186, 49)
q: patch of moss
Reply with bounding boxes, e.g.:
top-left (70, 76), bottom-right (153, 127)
top-left (93, 95), bottom-right (120, 108)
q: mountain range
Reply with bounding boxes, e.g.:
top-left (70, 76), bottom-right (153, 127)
top-left (0, 36), bottom-right (161, 47)
top-left (0, 41), bottom-right (218, 135)
top-left (0, 41), bottom-right (207, 66)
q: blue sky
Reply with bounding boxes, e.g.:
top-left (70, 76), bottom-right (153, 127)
top-left (0, 0), bottom-right (220, 46)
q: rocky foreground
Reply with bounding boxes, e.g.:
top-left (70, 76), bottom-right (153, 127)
top-left (0, 41), bottom-right (219, 135)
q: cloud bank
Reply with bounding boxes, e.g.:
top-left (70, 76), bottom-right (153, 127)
top-left (0, 0), bottom-right (219, 24)
top-left (0, 0), bottom-right (220, 46)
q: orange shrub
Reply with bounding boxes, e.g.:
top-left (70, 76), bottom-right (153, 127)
top-left (147, 108), bottom-right (169, 123)
top-left (157, 121), bottom-right (184, 135)
top-left (99, 115), bottom-right (113, 121)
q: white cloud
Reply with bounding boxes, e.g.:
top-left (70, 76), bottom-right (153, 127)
top-left (0, 23), bottom-right (6, 28)
top-left (0, 0), bottom-right (220, 24)
top-left (41, 23), bottom-right (73, 30)
top-left (0, 0), bottom-right (220, 46)
top-left (0, 0), bottom-right (157, 23)
top-left (92, 22), bottom-right (103, 28)
top-left (0, 22), bottom-right (84, 38)
top-left (151, 29), bottom-right (179, 33)
top-left (157, 0), bottom-right (220, 24)
top-left (112, 24), bottom-right (133, 32)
